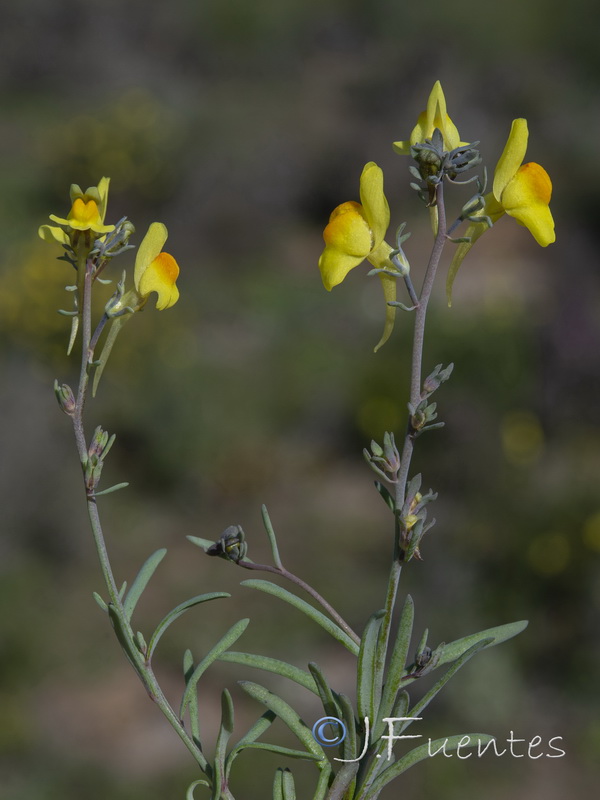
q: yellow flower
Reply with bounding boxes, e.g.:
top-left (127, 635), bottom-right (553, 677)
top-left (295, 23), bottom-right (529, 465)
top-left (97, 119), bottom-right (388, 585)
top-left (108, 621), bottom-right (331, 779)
top-left (134, 222), bottom-right (180, 310)
top-left (393, 81), bottom-right (464, 155)
top-left (39, 178), bottom-right (114, 244)
top-left (446, 118), bottom-right (555, 304)
top-left (318, 162), bottom-right (398, 351)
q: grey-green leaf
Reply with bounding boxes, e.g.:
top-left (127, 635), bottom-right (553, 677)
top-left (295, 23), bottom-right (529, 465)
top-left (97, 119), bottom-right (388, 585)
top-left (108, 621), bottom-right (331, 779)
top-left (375, 594), bottom-right (414, 738)
top-left (211, 689), bottom-right (234, 800)
top-left (434, 620), bottom-right (528, 668)
top-left (123, 548), bottom-right (167, 620)
top-left (239, 681), bottom-right (326, 762)
top-left (220, 651), bottom-right (318, 695)
top-left (240, 580), bottom-right (359, 655)
top-left (357, 610), bottom-right (385, 726)
top-left (366, 733), bottom-right (495, 795)
top-left (180, 619), bottom-right (249, 716)
top-left (148, 592), bottom-right (230, 660)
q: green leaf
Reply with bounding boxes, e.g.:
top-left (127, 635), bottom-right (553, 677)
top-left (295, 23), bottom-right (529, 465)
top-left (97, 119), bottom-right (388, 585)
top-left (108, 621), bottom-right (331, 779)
top-left (336, 693), bottom-right (358, 771)
top-left (180, 619), bottom-right (249, 717)
top-left (186, 779), bottom-right (211, 800)
top-left (407, 639), bottom-right (493, 721)
top-left (240, 580), bottom-right (359, 656)
top-left (357, 610), bottom-right (385, 727)
top-left (262, 505), bottom-right (283, 569)
top-left (238, 742), bottom-right (322, 761)
top-left (434, 620), bottom-right (528, 668)
top-left (308, 663), bottom-right (339, 719)
top-left (375, 595), bottom-right (414, 738)
top-left (366, 733), bottom-right (495, 795)
top-left (123, 548), bottom-right (167, 621)
top-left (374, 481), bottom-right (395, 511)
top-left (183, 650), bottom-right (203, 756)
top-left (239, 681), bottom-right (327, 762)
top-left (211, 690), bottom-right (234, 800)
top-left (281, 768), bottom-right (296, 800)
top-left (225, 710), bottom-right (276, 781)
top-left (94, 481), bottom-right (129, 497)
top-left (92, 591), bottom-right (108, 612)
top-left (148, 593), bottom-right (230, 660)
top-left (220, 652), bottom-right (318, 695)
top-left (312, 763), bottom-right (333, 800)
top-left (273, 768), bottom-right (283, 800)
top-left (355, 691), bottom-right (409, 796)
top-left (326, 762), bottom-right (360, 800)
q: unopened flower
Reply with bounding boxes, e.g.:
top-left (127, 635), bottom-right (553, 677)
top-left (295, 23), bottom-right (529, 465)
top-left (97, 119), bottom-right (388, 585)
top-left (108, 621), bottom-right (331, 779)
top-left (393, 81), bottom-right (464, 156)
top-left (318, 162), bottom-right (398, 350)
top-left (39, 178), bottom-right (114, 245)
top-left (446, 118), bottom-right (555, 304)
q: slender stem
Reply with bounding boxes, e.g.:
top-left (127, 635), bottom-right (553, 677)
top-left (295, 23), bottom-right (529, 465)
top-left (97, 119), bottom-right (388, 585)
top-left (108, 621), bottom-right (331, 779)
top-left (238, 560), bottom-right (361, 646)
top-left (373, 184), bottom-right (449, 721)
top-left (66, 248), bottom-right (234, 796)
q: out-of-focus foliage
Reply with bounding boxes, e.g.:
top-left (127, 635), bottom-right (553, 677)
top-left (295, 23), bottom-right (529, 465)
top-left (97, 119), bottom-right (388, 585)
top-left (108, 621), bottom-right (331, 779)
top-left (1, 0), bottom-right (599, 798)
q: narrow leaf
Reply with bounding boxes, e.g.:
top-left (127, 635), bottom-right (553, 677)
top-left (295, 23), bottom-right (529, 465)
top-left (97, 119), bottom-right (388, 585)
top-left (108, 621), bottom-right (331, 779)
top-left (188, 536), bottom-right (217, 551)
top-left (186, 780), bottom-right (210, 800)
top-left (148, 592), bottom-right (230, 660)
top-left (94, 482), bottom-right (129, 497)
top-left (180, 619), bottom-right (249, 716)
top-left (239, 681), bottom-right (326, 762)
top-left (434, 620), bottom-right (528, 668)
top-left (262, 505), bottom-right (283, 569)
top-left (237, 742), bottom-right (322, 761)
top-left (357, 610), bottom-right (385, 727)
top-left (183, 650), bottom-right (203, 756)
top-left (281, 768), bottom-right (296, 800)
top-left (375, 595), bottom-right (414, 738)
top-left (123, 548), bottom-right (167, 621)
top-left (92, 592), bottom-right (108, 612)
top-left (225, 710), bottom-right (276, 781)
top-left (407, 639), bottom-right (493, 721)
top-left (211, 689), bottom-right (234, 800)
top-left (367, 733), bottom-right (495, 795)
top-left (240, 579), bottom-right (359, 655)
top-left (308, 663), bottom-right (339, 719)
top-left (220, 651), bottom-right (318, 694)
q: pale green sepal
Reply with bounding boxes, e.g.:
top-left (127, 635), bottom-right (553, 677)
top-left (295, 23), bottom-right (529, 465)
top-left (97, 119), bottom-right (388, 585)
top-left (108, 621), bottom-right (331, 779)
top-left (493, 118), bottom-right (528, 201)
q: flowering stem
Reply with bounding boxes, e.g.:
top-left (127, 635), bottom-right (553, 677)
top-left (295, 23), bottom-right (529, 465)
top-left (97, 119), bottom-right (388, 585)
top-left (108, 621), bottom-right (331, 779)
top-left (375, 183), bottom-right (448, 710)
top-left (66, 250), bottom-right (235, 798)
top-left (239, 560), bottom-right (361, 646)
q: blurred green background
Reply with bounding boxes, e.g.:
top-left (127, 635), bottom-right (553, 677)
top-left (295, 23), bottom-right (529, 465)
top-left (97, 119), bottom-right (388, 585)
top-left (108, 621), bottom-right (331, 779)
top-left (1, 0), bottom-right (599, 798)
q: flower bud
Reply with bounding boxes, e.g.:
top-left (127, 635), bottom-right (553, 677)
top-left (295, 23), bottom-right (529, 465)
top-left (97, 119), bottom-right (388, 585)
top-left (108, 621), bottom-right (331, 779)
top-left (54, 380), bottom-right (76, 416)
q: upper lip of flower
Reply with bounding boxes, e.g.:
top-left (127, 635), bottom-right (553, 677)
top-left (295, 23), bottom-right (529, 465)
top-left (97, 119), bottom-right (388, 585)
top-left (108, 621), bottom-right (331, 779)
top-left (393, 80), bottom-right (465, 156)
top-left (48, 177), bottom-right (115, 235)
top-left (134, 222), bottom-right (180, 310)
top-left (490, 118), bottom-right (555, 247)
top-left (318, 161), bottom-right (390, 291)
